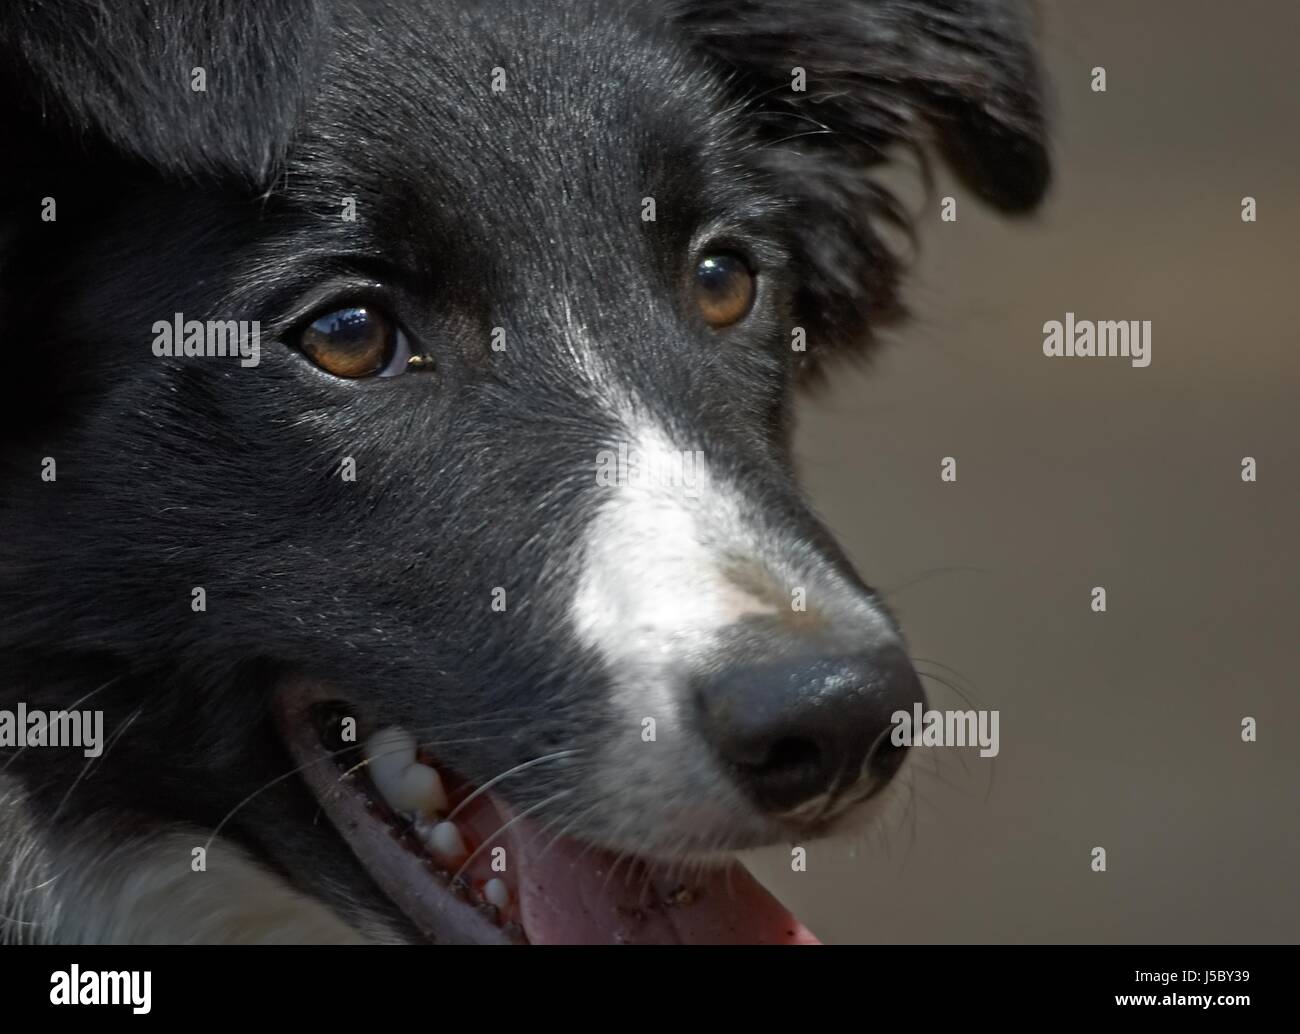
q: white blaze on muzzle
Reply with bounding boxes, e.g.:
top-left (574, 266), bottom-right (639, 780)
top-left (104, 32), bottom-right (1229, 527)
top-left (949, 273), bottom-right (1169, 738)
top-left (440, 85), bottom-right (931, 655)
top-left (572, 421), bottom-right (788, 715)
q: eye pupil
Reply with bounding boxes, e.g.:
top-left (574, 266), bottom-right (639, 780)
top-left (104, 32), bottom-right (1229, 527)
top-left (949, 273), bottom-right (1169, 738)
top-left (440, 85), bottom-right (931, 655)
top-left (694, 253), bottom-right (754, 328)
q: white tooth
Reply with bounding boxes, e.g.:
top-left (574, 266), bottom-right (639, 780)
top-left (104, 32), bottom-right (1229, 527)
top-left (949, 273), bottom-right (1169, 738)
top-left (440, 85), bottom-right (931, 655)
top-left (364, 728), bottom-right (447, 813)
top-left (364, 728), bottom-right (416, 778)
top-left (392, 763), bottom-right (448, 814)
top-left (425, 820), bottom-right (467, 863)
top-left (421, 764), bottom-right (448, 813)
top-left (483, 878), bottom-right (510, 910)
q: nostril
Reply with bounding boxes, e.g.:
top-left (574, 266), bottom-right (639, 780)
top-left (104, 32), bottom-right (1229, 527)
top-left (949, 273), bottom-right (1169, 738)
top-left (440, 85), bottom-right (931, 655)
top-left (734, 736), bottom-right (826, 812)
top-left (741, 736), bottom-right (823, 788)
top-left (760, 737), bottom-right (821, 774)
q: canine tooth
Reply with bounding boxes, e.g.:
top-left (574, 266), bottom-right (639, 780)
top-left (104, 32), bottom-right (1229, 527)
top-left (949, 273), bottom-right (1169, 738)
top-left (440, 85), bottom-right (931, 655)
top-left (365, 727), bottom-right (416, 774)
top-left (396, 763), bottom-right (448, 814)
top-left (483, 878), bottom-right (510, 910)
top-left (425, 821), bottom-right (467, 863)
top-left (364, 728), bottom-right (447, 813)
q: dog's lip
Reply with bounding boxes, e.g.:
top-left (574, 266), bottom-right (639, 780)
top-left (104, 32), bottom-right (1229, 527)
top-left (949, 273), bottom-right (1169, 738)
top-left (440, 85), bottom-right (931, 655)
top-left (275, 680), bottom-right (517, 943)
top-left (274, 676), bottom-right (821, 944)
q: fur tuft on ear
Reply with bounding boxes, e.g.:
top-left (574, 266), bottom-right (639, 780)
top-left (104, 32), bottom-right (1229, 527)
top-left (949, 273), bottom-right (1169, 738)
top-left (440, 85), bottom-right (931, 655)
top-left (673, 0), bottom-right (1049, 209)
top-left (671, 0), bottom-right (1051, 374)
top-left (0, 0), bottom-right (327, 187)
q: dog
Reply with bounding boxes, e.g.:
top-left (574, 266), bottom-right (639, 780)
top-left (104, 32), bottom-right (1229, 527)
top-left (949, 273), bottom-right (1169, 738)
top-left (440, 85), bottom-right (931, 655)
top-left (0, 0), bottom-right (1048, 944)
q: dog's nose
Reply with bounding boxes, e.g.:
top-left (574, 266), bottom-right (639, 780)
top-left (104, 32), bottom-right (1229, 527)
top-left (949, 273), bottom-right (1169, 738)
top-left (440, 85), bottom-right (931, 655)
top-left (693, 645), bottom-right (925, 813)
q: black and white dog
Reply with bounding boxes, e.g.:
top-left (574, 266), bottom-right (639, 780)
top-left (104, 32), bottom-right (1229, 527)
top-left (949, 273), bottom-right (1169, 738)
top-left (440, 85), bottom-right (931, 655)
top-left (0, 0), bottom-right (1047, 944)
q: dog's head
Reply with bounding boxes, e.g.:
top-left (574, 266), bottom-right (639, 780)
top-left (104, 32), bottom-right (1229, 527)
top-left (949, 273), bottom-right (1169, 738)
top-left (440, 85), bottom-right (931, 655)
top-left (0, 0), bottom-right (1047, 942)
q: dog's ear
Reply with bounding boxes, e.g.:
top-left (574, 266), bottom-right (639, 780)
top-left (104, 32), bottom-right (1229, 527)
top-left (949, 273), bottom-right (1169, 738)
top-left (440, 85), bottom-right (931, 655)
top-left (0, 0), bottom-right (327, 187)
top-left (672, 0), bottom-right (1049, 209)
top-left (670, 0), bottom-right (1050, 369)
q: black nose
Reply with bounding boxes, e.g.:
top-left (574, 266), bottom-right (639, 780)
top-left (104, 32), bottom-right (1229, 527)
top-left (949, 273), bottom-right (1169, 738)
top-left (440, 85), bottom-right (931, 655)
top-left (693, 645), bottom-right (925, 813)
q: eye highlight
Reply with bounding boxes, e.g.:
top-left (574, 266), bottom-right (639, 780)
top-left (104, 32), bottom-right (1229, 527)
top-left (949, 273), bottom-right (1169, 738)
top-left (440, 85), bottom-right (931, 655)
top-left (693, 252), bottom-right (755, 328)
top-left (297, 307), bottom-right (411, 379)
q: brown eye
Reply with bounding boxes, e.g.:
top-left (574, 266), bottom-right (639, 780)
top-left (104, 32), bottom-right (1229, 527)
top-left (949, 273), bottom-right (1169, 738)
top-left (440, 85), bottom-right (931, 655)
top-left (298, 307), bottom-right (409, 378)
top-left (693, 252), bottom-right (755, 328)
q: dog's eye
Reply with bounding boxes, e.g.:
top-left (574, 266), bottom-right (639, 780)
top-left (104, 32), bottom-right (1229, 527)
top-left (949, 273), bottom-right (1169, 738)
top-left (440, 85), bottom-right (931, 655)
top-left (693, 253), bottom-right (755, 328)
top-left (297, 307), bottom-right (411, 379)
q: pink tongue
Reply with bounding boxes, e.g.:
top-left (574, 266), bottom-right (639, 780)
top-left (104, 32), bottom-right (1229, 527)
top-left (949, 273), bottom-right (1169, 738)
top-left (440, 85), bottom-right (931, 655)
top-left (504, 816), bottom-right (819, 945)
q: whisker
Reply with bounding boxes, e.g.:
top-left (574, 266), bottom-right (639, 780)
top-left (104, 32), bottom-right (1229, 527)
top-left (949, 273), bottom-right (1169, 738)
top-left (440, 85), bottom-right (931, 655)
top-left (911, 656), bottom-right (986, 706)
top-left (51, 706), bottom-right (142, 823)
top-left (911, 667), bottom-right (999, 795)
top-left (914, 748), bottom-right (971, 796)
top-left (449, 789), bottom-right (573, 886)
top-left (875, 565), bottom-right (991, 600)
top-left (534, 799), bottom-right (605, 863)
top-left (444, 750), bottom-right (579, 823)
top-left (1, 674), bottom-right (123, 774)
top-left (204, 755), bottom-right (342, 854)
top-left (912, 664), bottom-right (982, 711)
top-left (331, 736), bottom-right (515, 790)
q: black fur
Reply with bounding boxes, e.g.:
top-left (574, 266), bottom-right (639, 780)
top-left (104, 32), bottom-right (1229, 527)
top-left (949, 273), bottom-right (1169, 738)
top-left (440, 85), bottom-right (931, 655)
top-left (0, 0), bottom-right (1047, 942)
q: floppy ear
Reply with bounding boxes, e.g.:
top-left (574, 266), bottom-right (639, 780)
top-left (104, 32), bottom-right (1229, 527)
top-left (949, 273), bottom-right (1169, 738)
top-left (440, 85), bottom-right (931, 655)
top-left (672, 0), bottom-right (1049, 209)
top-left (670, 0), bottom-right (1050, 370)
top-left (0, 0), bottom-right (327, 187)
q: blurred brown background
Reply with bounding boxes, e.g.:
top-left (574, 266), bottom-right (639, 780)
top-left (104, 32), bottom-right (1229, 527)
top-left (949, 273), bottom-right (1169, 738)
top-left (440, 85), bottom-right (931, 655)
top-left (747, 0), bottom-right (1300, 942)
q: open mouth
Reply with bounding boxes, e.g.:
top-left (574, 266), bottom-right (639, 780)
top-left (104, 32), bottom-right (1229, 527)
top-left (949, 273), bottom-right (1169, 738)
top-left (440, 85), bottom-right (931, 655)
top-left (275, 678), bottom-right (819, 944)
